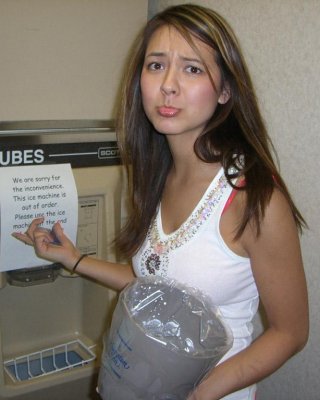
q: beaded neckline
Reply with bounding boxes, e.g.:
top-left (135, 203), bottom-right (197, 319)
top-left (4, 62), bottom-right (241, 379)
top-left (139, 168), bottom-right (230, 276)
top-left (153, 168), bottom-right (226, 250)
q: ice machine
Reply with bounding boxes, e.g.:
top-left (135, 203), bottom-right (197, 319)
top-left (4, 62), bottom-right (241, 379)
top-left (0, 120), bottom-right (127, 400)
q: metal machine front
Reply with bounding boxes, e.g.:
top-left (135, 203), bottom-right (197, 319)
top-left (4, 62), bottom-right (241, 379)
top-left (0, 120), bottom-right (124, 400)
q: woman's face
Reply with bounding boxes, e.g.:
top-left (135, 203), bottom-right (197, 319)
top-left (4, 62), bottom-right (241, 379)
top-left (140, 25), bottom-right (229, 140)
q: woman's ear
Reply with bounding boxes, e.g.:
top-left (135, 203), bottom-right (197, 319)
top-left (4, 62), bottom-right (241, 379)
top-left (218, 83), bottom-right (231, 105)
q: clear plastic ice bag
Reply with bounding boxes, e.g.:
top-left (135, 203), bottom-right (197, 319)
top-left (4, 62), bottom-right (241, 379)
top-left (98, 276), bottom-right (233, 400)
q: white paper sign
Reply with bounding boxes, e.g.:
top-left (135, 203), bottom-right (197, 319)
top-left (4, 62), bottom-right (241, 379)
top-left (0, 164), bottom-right (78, 271)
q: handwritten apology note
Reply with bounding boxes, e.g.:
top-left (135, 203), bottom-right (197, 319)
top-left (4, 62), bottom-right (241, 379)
top-left (0, 164), bottom-right (78, 271)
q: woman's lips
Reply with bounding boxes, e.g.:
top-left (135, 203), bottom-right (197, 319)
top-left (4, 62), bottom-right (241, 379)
top-left (158, 106), bottom-right (180, 117)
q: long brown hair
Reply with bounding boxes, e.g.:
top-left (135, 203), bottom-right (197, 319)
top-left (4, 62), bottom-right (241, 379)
top-left (116, 3), bottom-right (306, 257)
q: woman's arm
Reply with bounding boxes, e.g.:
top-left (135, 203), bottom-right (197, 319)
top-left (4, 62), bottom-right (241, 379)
top-left (188, 189), bottom-right (309, 400)
top-left (12, 217), bottom-right (135, 291)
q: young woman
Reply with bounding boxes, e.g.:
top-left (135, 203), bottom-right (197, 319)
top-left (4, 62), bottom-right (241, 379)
top-left (13, 4), bottom-right (309, 400)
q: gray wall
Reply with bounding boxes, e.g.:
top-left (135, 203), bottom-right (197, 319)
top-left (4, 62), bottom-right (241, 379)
top-left (148, 1), bottom-right (320, 399)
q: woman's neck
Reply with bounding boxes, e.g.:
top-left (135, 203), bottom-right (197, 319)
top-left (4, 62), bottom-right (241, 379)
top-left (166, 135), bottom-right (220, 184)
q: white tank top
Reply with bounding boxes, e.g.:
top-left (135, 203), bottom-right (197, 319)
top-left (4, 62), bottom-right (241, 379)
top-left (132, 168), bottom-right (259, 400)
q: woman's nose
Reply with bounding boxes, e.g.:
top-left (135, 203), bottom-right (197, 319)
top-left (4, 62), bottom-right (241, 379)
top-left (160, 68), bottom-right (179, 96)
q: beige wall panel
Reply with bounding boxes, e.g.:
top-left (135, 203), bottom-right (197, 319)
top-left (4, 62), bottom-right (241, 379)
top-left (0, 0), bottom-right (148, 120)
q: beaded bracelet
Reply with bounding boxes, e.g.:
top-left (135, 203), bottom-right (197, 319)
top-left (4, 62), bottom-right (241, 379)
top-left (72, 254), bottom-right (87, 274)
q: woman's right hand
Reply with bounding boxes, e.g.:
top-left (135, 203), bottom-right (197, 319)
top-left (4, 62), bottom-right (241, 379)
top-left (12, 217), bottom-right (81, 271)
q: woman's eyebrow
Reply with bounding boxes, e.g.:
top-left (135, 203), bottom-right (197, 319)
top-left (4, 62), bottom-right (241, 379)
top-left (145, 52), bottom-right (166, 58)
top-left (180, 56), bottom-right (203, 64)
top-left (145, 52), bottom-right (203, 64)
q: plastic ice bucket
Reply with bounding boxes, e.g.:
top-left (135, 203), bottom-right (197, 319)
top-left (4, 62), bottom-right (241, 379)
top-left (98, 276), bottom-right (233, 400)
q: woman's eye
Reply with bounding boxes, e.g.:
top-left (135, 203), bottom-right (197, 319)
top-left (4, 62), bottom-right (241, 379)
top-left (147, 62), bottom-right (163, 71)
top-left (186, 65), bottom-right (202, 74)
